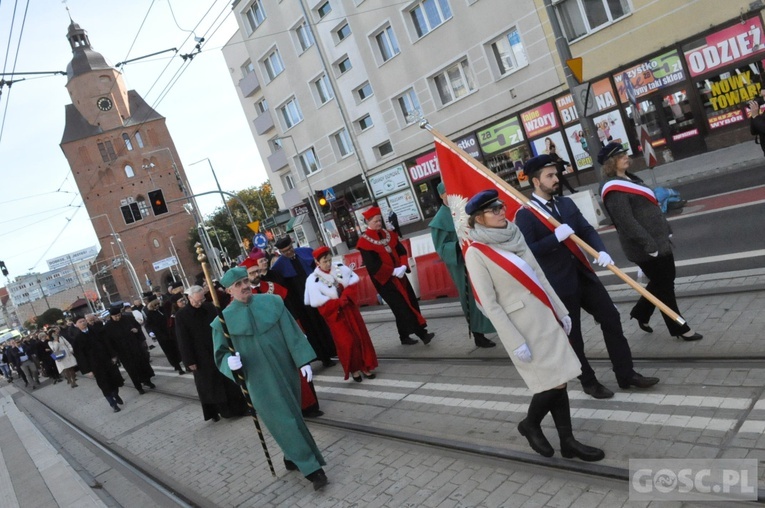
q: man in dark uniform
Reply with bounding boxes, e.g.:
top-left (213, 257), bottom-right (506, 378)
top-left (271, 236), bottom-right (336, 367)
top-left (73, 316), bottom-right (125, 412)
top-left (514, 155), bottom-right (659, 399)
top-left (103, 306), bottom-right (156, 394)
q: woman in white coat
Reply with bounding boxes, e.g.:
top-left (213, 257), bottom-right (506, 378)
top-left (48, 328), bottom-right (78, 387)
top-left (464, 189), bottom-right (603, 462)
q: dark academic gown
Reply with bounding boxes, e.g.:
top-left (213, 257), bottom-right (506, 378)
top-left (73, 326), bottom-right (124, 397)
top-left (175, 303), bottom-right (247, 420)
top-left (271, 248), bottom-right (336, 362)
top-left (145, 308), bottom-right (183, 371)
top-left (103, 315), bottom-right (155, 388)
top-left (357, 228), bottom-right (427, 341)
top-left (212, 295), bottom-right (325, 476)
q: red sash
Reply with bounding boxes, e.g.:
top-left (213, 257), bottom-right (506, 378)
top-left (519, 202), bottom-right (593, 273)
top-left (469, 242), bottom-right (557, 318)
top-left (601, 180), bottom-right (658, 205)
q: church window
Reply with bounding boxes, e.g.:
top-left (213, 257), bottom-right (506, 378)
top-left (125, 165), bottom-right (135, 178)
top-left (97, 140), bottom-right (117, 162)
top-left (135, 132), bottom-right (144, 148)
top-left (123, 133), bottom-right (133, 151)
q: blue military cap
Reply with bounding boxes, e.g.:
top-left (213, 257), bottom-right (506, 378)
top-left (220, 266), bottom-right (248, 289)
top-left (523, 154), bottom-right (556, 179)
top-left (597, 142), bottom-right (627, 165)
top-left (465, 189), bottom-right (502, 216)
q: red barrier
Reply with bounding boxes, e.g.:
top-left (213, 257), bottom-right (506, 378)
top-left (352, 267), bottom-right (379, 307)
top-left (415, 252), bottom-right (459, 300)
top-left (343, 251), bottom-right (364, 270)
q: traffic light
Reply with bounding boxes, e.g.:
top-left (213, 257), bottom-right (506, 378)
top-left (0, 261), bottom-right (7, 277)
top-left (148, 189), bottom-right (169, 215)
top-left (316, 190), bottom-right (331, 214)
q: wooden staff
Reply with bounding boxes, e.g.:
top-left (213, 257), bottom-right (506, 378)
top-left (195, 243), bottom-right (276, 477)
top-left (421, 122), bottom-right (686, 326)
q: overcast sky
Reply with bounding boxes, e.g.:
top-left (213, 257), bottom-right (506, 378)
top-left (0, 0), bottom-right (265, 279)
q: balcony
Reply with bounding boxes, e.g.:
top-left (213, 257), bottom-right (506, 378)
top-left (253, 112), bottom-right (274, 134)
top-left (281, 187), bottom-right (303, 209)
top-left (267, 149), bottom-right (287, 171)
top-left (238, 71), bottom-right (260, 97)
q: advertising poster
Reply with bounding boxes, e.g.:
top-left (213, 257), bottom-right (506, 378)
top-left (613, 50), bottom-right (685, 103)
top-left (707, 109), bottom-right (746, 129)
top-left (683, 17), bottom-right (765, 77)
top-left (593, 110), bottom-right (633, 156)
top-left (382, 189), bottom-right (421, 225)
top-left (555, 78), bottom-right (619, 125)
top-left (369, 164), bottom-right (409, 198)
top-left (564, 124), bottom-right (593, 170)
top-left (477, 116), bottom-right (525, 155)
top-left (520, 101), bottom-right (559, 138)
top-left (530, 131), bottom-right (574, 174)
top-left (322, 219), bottom-right (343, 247)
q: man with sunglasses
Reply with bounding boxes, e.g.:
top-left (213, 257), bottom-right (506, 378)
top-left (514, 155), bottom-right (659, 399)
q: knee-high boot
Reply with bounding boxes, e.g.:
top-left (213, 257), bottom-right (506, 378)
top-left (549, 388), bottom-right (604, 462)
top-left (518, 389), bottom-right (557, 457)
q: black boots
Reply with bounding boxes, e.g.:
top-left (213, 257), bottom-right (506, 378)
top-left (306, 469), bottom-right (328, 490)
top-left (518, 390), bottom-right (557, 457)
top-left (473, 333), bottom-right (496, 348)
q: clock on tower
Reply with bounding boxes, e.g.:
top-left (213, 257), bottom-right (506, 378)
top-left (96, 96), bottom-right (113, 111)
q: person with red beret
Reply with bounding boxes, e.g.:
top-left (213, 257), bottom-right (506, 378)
top-left (356, 206), bottom-right (434, 345)
top-left (304, 246), bottom-right (378, 382)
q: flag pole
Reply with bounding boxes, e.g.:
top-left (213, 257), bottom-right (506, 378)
top-left (195, 243), bottom-right (277, 476)
top-left (420, 120), bottom-right (686, 326)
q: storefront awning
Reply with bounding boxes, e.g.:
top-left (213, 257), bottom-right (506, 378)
top-left (285, 216), bottom-right (297, 232)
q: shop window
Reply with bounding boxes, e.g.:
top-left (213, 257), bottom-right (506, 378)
top-left (279, 97), bottom-right (303, 129)
top-left (432, 59), bottom-right (476, 106)
top-left (396, 88), bottom-right (421, 124)
top-left (262, 49), bottom-right (284, 81)
top-left (556, 0), bottom-right (630, 41)
top-left (695, 64), bottom-right (763, 131)
top-left (244, 0), bottom-right (266, 35)
top-left (313, 74), bottom-right (334, 105)
top-left (295, 20), bottom-right (315, 52)
top-left (298, 147), bottom-right (320, 176)
top-left (374, 25), bottom-right (400, 63)
top-left (489, 27), bottom-right (528, 77)
top-left (409, 0), bottom-right (452, 39)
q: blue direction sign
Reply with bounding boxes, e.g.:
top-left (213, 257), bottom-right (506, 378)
top-left (324, 187), bottom-right (336, 202)
top-left (253, 233), bottom-right (268, 248)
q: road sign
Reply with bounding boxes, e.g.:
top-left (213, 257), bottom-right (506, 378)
top-left (247, 220), bottom-right (260, 232)
top-left (566, 57), bottom-right (583, 83)
top-left (571, 83), bottom-right (598, 117)
top-left (253, 233), bottom-right (268, 249)
top-left (152, 256), bottom-right (177, 272)
top-left (324, 187), bottom-right (336, 202)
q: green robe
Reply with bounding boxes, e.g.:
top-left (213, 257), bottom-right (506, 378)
top-left (211, 294), bottom-right (325, 476)
top-left (429, 204), bottom-right (496, 335)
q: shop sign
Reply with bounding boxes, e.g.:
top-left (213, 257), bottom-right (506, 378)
top-left (555, 78), bottom-right (619, 125)
top-left (672, 128), bottom-right (699, 141)
top-left (291, 204), bottom-right (309, 216)
top-left (683, 17), bottom-right (765, 77)
top-left (454, 133), bottom-right (483, 161)
top-left (520, 101), bottom-right (558, 138)
top-left (706, 70), bottom-right (761, 111)
top-left (708, 109), bottom-right (746, 129)
top-left (408, 150), bottom-right (439, 183)
top-left (613, 50), bottom-right (685, 103)
top-left (477, 116), bottom-right (524, 155)
top-left (369, 164), bottom-right (409, 198)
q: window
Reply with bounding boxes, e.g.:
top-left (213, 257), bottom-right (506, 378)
top-left (296, 21), bottom-right (315, 52)
top-left (433, 59), bottom-right (475, 105)
top-left (396, 88), bottom-right (421, 123)
top-left (410, 0), bottom-right (452, 38)
top-left (279, 98), bottom-right (303, 129)
top-left (317, 1), bottom-right (331, 18)
top-left (336, 23), bottom-right (351, 42)
top-left (97, 141), bottom-right (117, 162)
top-left (263, 50), bottom-right (284, 81)
top-left (556, 0), bottom-right (630, 41)
top-left (490, 28), bottom-right (528, 76)
top-left (122, 133), bottom-right (133, 151)
top-left (124, 165), bottom-right (135, 178)
top-left (244, 0), bottom-right (266, 34)
top-left (256, 98), bottom-right (269, 114)
top-left (282, 173), bottom-right (296, 190)
top-left (356, 82), bottom-right (373, 101)
top-left (313, 74), bottom-right (334, 104)
top-left (135, 132), bottom-right (144, 148)
top-left (298, 148), bottom-right (320, 176)
top-left (375, 26), bottom-right (400, 62)
top-left (336, 56), bottom-right (352, 75)
top-left (357, 114), bottom-right (373, 131)
top-left (375, 141), bottom-right (393, 159)
top-left (120, 201), bottom-right (142, 225)
top-left (241, 60), bottom-right (255, 76)
top-left (333, 129), bottom-right (354, 157)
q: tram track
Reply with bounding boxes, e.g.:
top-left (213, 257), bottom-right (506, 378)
top-left (374, 355), bottom-right (765, 367)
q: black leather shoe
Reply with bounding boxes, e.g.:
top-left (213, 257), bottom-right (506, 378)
top-left (112, 406), bottom-right (121, 413)
top-left (137, 388), bottom-right (146, 395)
top-left (631, 317), bottom-right (653, 333)
top-left (582, 382), bottom-right (614, 399)
top-left (145, 382), bottom-right (156, 389)
top-left (306, 469), bottom-right (328, 491)
top-left (362, 372), bottom-right (376, 379)
top-left (419, 332), bottom-right (435, 345)
top-left (352, 373), bottom-right (362, 382)
top-left (400, 337), bottom-right (419, 345)
top-left (474, 334), bottom-right (497, 348)
top-left (284, 458), bottom-right (298, 471)
top-left (303, 409), bottom-right (324, 418)
top-left (518, 419), bottom-right (554, 457)
top-left (560, 436), bottom-right (604, 462)
top-left (322, 359), bottom-right (336, 367)
top-left (115, 394), bottom-right (124, 405)
top-left (674, 332), bottom-right (703, 341)
top-left (617, 373), bottom-right (660, 389)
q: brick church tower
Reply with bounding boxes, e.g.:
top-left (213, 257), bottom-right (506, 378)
top-left (59, 21), bottom-right (198, 303)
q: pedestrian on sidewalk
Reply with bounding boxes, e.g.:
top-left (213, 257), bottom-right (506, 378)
top-left (464, 189), bottom-right (604, 462)
top-left (599, 142), bottom-right (703, 341)
top-left (46, 329), bottom-right (72, 386)
top-left (305, 246), bottom-right (378, 383)
top-left (212, 267), bottom-right (329, 490)
top-left (104, 306), bottom-right (156, 394)
top-left (357, 206), bottom-right (434, 346)
top-left (72, 316), bottom-right (124, 412)
top-left (515, 155), bottom-right (659, 398)
top-left (429, 181), bottom-right (496, 348)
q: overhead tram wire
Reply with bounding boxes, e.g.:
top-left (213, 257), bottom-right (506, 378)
top-left (1, 0), bottom-right (20, 77)
top-left (0, 0), bottom-right (30, 145)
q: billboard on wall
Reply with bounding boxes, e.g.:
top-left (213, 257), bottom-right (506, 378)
top-left (477, 116), bottom-right (525, 155)
top-left (555, 78), bottom-right (619, 125)
top-left (683, 17), bottom-right (765, 77)
top-left (613, 50), bottom-right (685, 103)
top-left (520, 101), bottom-right (559, 138)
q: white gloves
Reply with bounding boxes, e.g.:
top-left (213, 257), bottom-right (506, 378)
top-left (227, 352), bottom-right (242, 370)
top-left (561, 315), bottom-right (572, 335)
top-left (300, 364), bottom-right (313, 382)
top-left (149, 332), bottom-right (156, 338)
top-left (554, 224), bottom-right (574, 242)
top-left (392, 265), bottom-right (407, 278)
top-left (648, 251), bottom-right (659, 257)
top-left (595, 251), bottom-right (612, 267)
top-left (513, 343), bottom-right (532, 363)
